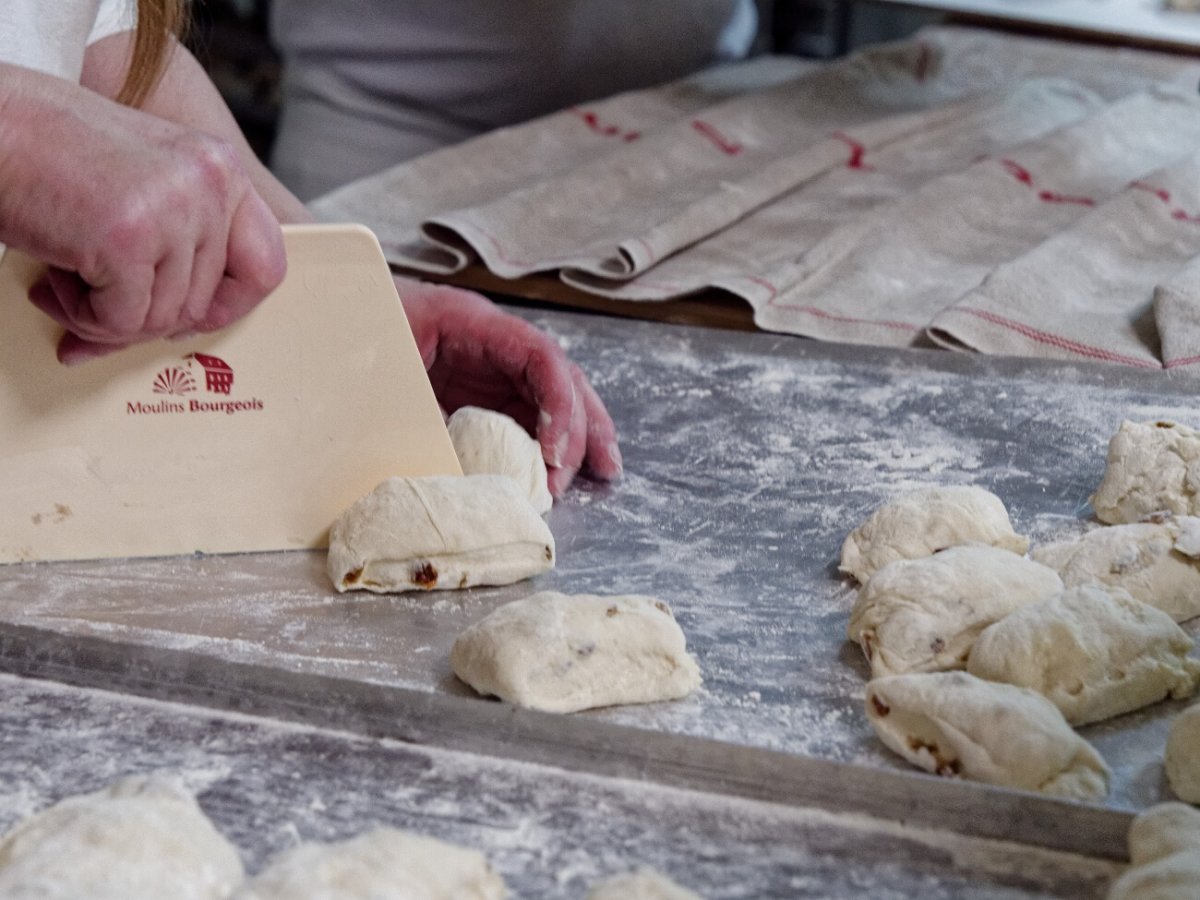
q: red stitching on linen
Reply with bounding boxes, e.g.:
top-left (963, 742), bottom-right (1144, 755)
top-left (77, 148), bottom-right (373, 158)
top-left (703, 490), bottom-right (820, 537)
top-left (1129, 181), bottom-right (1200, 224)
top-left (956, 308), bottom-right (1160, 368)
top-left (691, 119), bottom-right (743, 156)
top-left (1166, 355), bottom-right (1200, 368)
top-left (832, 132), bottom-right (873, 171)
top-left (742, 275), bottom-right (779, 302)
top-left (999, 159), bottom-right (1096, 207)
top-left (570, 107), bottom-right (640, 142)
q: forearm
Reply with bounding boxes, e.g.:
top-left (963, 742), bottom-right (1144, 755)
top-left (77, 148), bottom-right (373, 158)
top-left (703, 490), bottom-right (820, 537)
top-left (82, 32), bottom-right (314, 227)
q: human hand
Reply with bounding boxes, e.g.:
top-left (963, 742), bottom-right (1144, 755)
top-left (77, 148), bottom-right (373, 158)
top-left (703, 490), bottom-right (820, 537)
top-left (396, 277), bottom-right (623, 496)
top-left (0, 65), bottom-right (286, 364)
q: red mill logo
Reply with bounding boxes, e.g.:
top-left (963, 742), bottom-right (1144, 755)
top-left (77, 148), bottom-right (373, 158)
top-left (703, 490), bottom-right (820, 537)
top-left (127, 354), bottom-right (265, 417)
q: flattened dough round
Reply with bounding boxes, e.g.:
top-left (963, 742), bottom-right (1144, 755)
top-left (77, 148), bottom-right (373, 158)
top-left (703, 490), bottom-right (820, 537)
top-left (327, 475), bottom-right (555, 593)
top-left (966, 585), bottom-right (1200, 726)
top-left (1166, 704), bottom-right (1200, 804)
top-left (448, 406), bottom-right (552, 515)
top-left (1129, 802), bottom-right (1200, 866)
top-left (1092, 420), bottom-right (1200, 524)
top-left (0, 775), bottom-right (243, 900)
top-left (240, 828), bottom-right (506, 900)
top-left (451, 591), bottom-right (701, 713)
top-left (1032, 516), bottom-right (1200, 623)
top-left (840, 486), bottom-right (1028, 582)
top-left (848, 544), bottom-right (1062, 678)
top-left (864, 671), bottom-right (1110, 800)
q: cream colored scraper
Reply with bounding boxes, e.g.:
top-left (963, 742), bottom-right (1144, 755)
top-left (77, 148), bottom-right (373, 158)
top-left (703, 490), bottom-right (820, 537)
top-left (0, 224), bottom-right (461, 563)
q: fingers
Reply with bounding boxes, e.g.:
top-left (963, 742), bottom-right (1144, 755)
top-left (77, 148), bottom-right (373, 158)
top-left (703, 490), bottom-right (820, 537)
top-left (574, 364), bottom-right (623, 480)
top-left (199, 189), bottom-right (286, 332)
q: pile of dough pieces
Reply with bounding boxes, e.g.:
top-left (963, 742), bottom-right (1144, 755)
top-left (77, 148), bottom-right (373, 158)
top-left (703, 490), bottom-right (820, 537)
top-left (1108, 802), bottom-right (1200, 900)
top-left (327, 407), bottom-right (702, 715)
top-left (0, 774), bottom-right (702, 899)
top-left (842, 419), bottom-right (1200, 804)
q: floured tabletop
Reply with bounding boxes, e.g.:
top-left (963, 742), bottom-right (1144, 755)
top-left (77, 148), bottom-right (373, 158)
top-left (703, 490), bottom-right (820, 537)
top-left (3, 307), bottom-right (1199, 894)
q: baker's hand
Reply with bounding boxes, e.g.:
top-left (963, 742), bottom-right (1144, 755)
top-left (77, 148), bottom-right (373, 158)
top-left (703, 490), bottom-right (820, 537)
top-left (396, 277), bottom-right (623, 496)
top-left (0, 65), bottom-right (286, 364)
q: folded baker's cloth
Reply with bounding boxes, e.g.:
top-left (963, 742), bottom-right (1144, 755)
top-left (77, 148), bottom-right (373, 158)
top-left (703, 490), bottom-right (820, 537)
top-left (560, 78), bottom-right (1103, 305)
top-left (1155, 256), bottom-right (1200, 369)
top-left (309, 24), bottom-right (1199, 282)
top-left (928, 150), bottom-right (1200, 369)
top-left (310, 55), bottom-right (818, 275)
top-left (755, 86), bottom-right (1200, 348)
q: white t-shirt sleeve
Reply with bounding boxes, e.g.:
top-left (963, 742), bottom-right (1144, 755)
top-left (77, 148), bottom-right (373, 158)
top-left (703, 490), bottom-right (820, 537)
top-left (88, 0), bottom-right (136, 46)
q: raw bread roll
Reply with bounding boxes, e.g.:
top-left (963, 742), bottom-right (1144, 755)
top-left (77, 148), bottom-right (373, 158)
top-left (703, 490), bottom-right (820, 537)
top-left (451, 591), bottom-right (701, 713)
top-left (586, 868), bottom-right (702, 900)
top-left (238, 828), bottom-right (506, 900)
top-left (864, 671), bottom-right (1110, 800)
top-left (1166, 704), bottom-right (1200, 804)
top-left (1109, 803), bottom-right (1200, 900)
top-left (1092, 420), bottom-right (1200, 524)
top-left (1129, 803), bottom-right (1200, 866)
top-left (327, 475), bottom-right (554, 593)
top-left (1032, 516), bottom-right (1200, 623)
top-left (0, 774), bottom-right (243, 900)
top-left (966, 585), bottom-right (1200, 726)
top-left (448, 406), bottom-right (552, 515)
top-left (839, 486), bottom-right (1028, 582)
top-left (848, 544), bottom-right (1063, 678)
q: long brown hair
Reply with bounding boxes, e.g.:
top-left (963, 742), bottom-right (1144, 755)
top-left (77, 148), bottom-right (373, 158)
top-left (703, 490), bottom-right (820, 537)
top-left (116, 0), bottom-right (187, 107)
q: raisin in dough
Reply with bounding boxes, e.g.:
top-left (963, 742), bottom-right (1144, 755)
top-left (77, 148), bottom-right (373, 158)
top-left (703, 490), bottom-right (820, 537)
top-left (451, 592), bottom-right (701, 713)
top-left (238, 828), bottom-right (506, 900)
top-left (840, 486), bottom-right (1029, 582)
top-left (864, 671), bottom-right (1110, 800)
top-left (848, 544), bottom-right (1063, 679)
top-left (1092, 420), bottom-right (1200, 524)
top-left (1167, 704), bottom-right (1200, 804)
top-left (1033, 516), bottom-right (1200, 623)
top-left (0, 775), bottom-right (243, 900)
top-left (327, 475), bottom-right (554, 593)
top-left (966, 585), bottom-right (1200, 726)
top-left (586, 868), bottom-right (702, 900)
top-left (448, 406), bottom-right (552, 515)
top-left (1109, 804), bottom-right (1200, 900)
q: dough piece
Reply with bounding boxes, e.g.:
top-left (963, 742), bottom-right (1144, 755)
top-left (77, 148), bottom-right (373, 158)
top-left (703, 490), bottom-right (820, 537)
top-left (848, 544), bottom-right (1063, 678)
top-left (327, 475), bottom-right (554, 593)
top-left (451, 591), bottom-right (701, 713)
top-left (0, 774), bottom-right (243, 900)
top-left (238, 828), bottom-right (506, 900)
top-left (1032, 516), bottom-right (1200, 623)
top-left (1092, 420), bottom-right (1200, 525)
top-left (1107, 854), bottom-right (1200, 900)
top-left (1129, 803), bottom-right (1200, 866)
top-left (864, 671), bottom-right (1111, 800)
top-left (966, 585), bottom-right (1200, 726)
top-left (447, 406), bottom-right (552, 515)
top-left (1166, 704), bottom-right (1200, 804)
top-left (839, 486), bottom-right (1028, 582)
top-left (1111, 804), bottom-right (1200, 900)
top-left (586, 868), bottom-right (702, 900)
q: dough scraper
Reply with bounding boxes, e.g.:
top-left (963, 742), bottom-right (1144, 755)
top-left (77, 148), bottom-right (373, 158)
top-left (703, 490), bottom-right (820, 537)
top-left (0, 223), bottom-right (462, 563)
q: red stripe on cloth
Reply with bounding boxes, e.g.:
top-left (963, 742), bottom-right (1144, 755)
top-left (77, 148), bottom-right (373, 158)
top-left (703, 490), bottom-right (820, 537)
top-left (955, 308), bottom-right (1161, 368)
top-left (691, 119), bottom-right (743, 156)
top-left (769, 301), bottom-right (922, 332)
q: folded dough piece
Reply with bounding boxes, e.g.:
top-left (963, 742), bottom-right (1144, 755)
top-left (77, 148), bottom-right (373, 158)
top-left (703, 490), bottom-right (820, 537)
top-left (327, 475), bottom-right (555, 593)
top-left (586, 868), bottom-right (702, 900)
top-left (238, 828), bottom-right (506, 900)
top-left (864, 671), bottom-right (1110, 800)
top-left (966, 585), bottom-right (1200, 726)
top-left (1166, 704), bottom-right (1200, 804)
top-left (448, 406), bottom-right (552, 515)
top-left (1109, 804), bottom-right (1200, 900)
top-left (0, 775), bottom-right (243, 900)
top-left (1092, 420), bottom-right (1200, 524)
top-left (848, 544), bottom-right (1063, 678)
top-left (451, 591), bottom-right (701, 713)
top-left (1032, 516), bottom-right (1200, 623)
top-left (839, 486), bottom-right (1028, 582)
